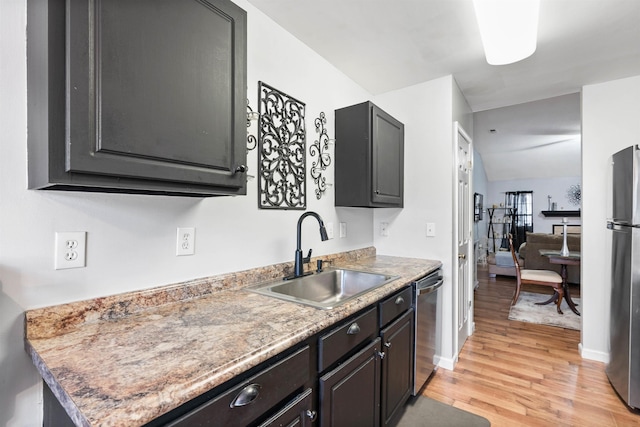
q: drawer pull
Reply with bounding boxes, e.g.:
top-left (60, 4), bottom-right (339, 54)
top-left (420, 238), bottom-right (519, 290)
top-left (384, 341), bottom-right (392, 348)
top-left (306, 409), bottom-right (318, 421)
top-left (395, 296), bottom-right (405, 305)
top-left (230, 383), bottom-right (261, 408)
top-left (347, 322), bottom-right (361, 335)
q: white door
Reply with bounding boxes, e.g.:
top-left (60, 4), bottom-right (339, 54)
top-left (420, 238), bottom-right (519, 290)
top-left (454, 122), bottom-right (473, 354)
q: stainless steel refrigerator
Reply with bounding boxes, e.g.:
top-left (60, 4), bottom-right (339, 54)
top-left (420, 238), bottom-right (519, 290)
top-left (606, 145), bottom-right (640, 410)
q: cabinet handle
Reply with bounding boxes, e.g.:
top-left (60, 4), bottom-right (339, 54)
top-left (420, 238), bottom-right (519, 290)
top-left (346, 322), bottom-right (361, 335)
top-left (234, 165), bottom-right (248, 174)
top-left (378, 351), bottom-right (386, 360)
top-left (384, 342), bottom-right (392, 348)
top-left (395, 296), bottom-right (404, 305)
top-left (230, 383), bottom-right (261, 408)
top-left (306, 409), bottom-right (318, 422)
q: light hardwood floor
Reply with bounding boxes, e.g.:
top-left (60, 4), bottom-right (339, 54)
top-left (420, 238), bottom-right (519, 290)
top-left (422, 266), bottom-right (640, 426)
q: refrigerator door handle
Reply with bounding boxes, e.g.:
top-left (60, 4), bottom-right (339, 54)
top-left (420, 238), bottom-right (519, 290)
top-left (608, 222), bottom-right (640, 230)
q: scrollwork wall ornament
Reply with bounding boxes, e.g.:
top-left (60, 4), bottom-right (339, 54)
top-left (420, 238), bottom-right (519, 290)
top-left (257, 82), bottom-right (306, 209)
top-left (566, 184), bottom-right (581, 206)
top-left (246, 99), bottom-right (258, 151)
top-left (309, 112), bottom-right (332, 200)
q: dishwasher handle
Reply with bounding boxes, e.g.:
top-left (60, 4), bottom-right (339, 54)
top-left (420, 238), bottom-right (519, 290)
top-left (415, 279), bottom-right (443, 296)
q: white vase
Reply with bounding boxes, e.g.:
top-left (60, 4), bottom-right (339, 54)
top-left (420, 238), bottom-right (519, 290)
top-left (560, 223), bottom-right (570, 256)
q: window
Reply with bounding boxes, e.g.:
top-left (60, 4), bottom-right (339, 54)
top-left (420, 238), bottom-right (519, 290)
top-left (505, 191), bottom-right (533, 249)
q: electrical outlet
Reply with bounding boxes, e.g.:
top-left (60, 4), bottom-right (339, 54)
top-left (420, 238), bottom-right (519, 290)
top-left (380, 222), bottom-right (389, 237)
top-left (426, 223), bottom-right (436, 237)
top-left (55, 232), bottom-right (86, 270)
top-left (339, 222), bottom-right (347, 238)
top-left (326, 222), bottom-right (334, 239)
top-left (176, 227), bottom-right (195, 256)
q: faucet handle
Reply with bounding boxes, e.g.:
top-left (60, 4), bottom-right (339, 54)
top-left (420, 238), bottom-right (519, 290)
top-left (303, 249), bottom-right (312, 263)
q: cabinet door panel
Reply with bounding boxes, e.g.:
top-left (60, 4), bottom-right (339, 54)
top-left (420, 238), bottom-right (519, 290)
top-left (319, 338), bottom-right (381, 427)
top-left (98, 1), bottom-right (232, 166)
top-left (372, 105), bottom-right (404, 206)
top-left (380, 309), bottom-right (414, 427)
top-left (66, 0), bottom-right (246, 188)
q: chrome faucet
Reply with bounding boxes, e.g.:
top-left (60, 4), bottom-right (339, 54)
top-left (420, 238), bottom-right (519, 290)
top-left (293, 211), bottom-right (329, 278)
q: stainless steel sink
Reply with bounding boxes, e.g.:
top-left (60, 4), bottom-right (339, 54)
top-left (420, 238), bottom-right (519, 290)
top-left (249, 268), bottom-right (399, 309)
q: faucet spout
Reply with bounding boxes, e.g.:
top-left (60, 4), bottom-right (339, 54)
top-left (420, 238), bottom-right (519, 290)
top-left (294, 211), bottom-right (329, 278)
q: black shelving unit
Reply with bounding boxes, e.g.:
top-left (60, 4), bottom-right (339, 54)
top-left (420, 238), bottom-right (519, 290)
top-left (487, 207), bottom-right (518, 253)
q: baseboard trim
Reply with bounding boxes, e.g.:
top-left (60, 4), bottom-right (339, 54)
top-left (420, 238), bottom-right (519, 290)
top-left (579, 343), bottom-right (609, 363)
top-left (436, 355), bottom-right (457, 371)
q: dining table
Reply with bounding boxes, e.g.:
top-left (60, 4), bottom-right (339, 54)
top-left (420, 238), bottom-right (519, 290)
top-left (538, 249), bottom-right (581, 316)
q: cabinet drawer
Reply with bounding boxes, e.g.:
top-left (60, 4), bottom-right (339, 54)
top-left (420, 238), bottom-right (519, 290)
top-left (318, 307), bottom-right (377, 372)
top-left (257, 388), bottom-right (315, 427)
top-left (168, 345), bottom-right (310, 427)
top-left (379, 286), bottom-right (413, 328)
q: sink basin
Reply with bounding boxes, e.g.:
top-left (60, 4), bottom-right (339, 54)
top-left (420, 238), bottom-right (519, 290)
top-left (249, 268), bottom-right (399, 309)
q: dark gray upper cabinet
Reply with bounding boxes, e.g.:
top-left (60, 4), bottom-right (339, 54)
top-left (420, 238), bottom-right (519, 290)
top-left (27, 0), bottom-right (247, 197)
top-left (335, 101), bottom-right (404, 207)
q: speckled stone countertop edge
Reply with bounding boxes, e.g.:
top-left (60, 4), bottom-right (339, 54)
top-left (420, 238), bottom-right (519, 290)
top-left (24, 248), bottom-right (442, 427)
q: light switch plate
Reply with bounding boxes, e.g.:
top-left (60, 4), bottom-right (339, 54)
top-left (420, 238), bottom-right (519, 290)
top-left (426, 223), bottom-right (436, 237)
top-left (326, 222), bottom-right (334, 239)
top-left (339, 222), bottom-right (347, 238)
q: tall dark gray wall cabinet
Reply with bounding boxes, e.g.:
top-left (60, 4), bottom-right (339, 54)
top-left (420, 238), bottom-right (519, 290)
top-left (27, 0), bottom-right (248, 197)
top-left (335, 101), bottom-right (404, 207)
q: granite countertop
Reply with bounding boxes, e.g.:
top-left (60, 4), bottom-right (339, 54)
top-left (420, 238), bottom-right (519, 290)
top-left (25, 247), bottom-right (441, 427)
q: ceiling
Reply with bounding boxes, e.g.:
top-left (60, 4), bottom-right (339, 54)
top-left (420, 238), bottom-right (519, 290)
top-left (245, 0), bottom-right (640, 181)
top-left (474, 93), bottom-right (581, 181)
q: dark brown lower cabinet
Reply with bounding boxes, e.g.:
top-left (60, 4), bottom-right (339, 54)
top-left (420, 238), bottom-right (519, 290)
top-left (319, 338), bottom-right (382, 427)
top-left (380, 309), bottom-right (414, 427)
top-left (42, 286), bottom-right (420, 427)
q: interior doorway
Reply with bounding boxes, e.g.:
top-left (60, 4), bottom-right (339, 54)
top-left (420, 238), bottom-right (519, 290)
top-left (454, 122), bottom-right (474, 354)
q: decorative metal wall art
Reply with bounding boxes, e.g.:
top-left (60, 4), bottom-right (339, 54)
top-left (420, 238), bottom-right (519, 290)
top-left (257, 82), bottom-right (306, 209)
top-left (246, 99), bottom-right (258, 151)
top-left (566, 184), bottom-right (581, 206)
top-left (309, 112), bottom-right (332, 200)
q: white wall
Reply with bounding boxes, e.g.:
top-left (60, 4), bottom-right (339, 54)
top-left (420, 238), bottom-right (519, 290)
top-left (581, 75), bottom-right (640, 361)
top-left (487, 176), bottom-right (582, 234)
top-left (372, 76), bottom-right (472, 367)
top-left (0, 1), bottom-right (382, 424)
top-left (473, 151), bottom-right (489, 244)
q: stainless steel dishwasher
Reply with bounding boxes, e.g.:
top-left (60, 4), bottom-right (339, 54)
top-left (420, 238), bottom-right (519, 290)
top-left (412, 268), bottom-right (443, 395)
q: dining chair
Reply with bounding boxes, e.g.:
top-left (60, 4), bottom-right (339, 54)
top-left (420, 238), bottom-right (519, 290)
top-left (508, 234), bottom-right (565, 314)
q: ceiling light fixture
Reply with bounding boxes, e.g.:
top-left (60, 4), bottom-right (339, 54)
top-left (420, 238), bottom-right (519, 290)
top-left (472, 0), bottom-right (540, 65)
